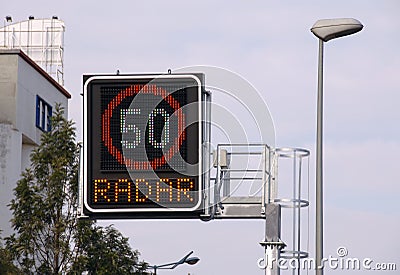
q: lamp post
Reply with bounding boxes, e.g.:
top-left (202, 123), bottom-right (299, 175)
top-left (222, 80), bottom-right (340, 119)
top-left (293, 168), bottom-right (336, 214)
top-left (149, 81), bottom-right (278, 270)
top-left (148, 251), bottom-right (200, 275)
top-left (311, 18), bottom-right (363, 275)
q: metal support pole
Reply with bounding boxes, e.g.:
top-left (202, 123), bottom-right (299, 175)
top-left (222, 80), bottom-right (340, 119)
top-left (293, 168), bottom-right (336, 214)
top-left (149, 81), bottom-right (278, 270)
top-left (316, 38), bottom-right (324, 275)
top-left (260, 204), bottom-right (285, 275)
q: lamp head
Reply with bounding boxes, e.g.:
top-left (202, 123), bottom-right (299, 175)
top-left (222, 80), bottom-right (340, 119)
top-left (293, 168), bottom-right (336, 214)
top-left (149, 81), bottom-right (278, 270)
top-left (311, 18), bottom-right (363, 42)
top-left (185, 257), bottom-right (200, 265)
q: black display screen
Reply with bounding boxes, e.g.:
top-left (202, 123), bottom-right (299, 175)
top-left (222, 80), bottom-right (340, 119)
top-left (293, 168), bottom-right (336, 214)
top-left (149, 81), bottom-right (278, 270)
top-left (100, 83), bottom-right (187, 171)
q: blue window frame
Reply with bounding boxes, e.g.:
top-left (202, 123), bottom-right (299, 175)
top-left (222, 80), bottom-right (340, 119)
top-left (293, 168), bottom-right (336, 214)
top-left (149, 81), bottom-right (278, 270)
top-left (36, 95), bottom-right (52, 132)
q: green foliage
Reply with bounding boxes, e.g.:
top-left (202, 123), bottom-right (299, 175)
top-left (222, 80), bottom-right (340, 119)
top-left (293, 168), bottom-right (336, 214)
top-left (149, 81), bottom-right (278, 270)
top-left (0, 247), bottom-right (21, 275)
top-left (5, 104), bottom-right (148, 274)
top-left (0, 232), bottom-right (21, 275)
top-left (71, 222), bottom-right (148, 275)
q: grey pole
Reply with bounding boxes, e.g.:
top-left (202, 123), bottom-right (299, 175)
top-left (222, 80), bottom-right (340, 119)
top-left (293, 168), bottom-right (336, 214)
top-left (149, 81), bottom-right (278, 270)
top-left (312, 19), bottom-right (363, 275)
top-left (316, 38), bottom-right (324, 275)
top-left (260, 204), bottom-right (285, 275)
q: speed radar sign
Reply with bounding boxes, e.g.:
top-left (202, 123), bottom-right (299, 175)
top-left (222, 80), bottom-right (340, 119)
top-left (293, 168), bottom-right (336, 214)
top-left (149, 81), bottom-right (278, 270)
top-left (83, 74), bottom-right (207, 219)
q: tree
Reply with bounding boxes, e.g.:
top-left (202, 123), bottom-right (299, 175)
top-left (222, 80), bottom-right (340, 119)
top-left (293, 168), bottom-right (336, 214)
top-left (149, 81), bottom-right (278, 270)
top-left (71, 223), bottom-right (147, 274)
top-left (0, 231), bottom-right (21, 275)
top-left (0, 245), bottom-right (22, 275)
top-left (5, 105), bottom-right (147, 274)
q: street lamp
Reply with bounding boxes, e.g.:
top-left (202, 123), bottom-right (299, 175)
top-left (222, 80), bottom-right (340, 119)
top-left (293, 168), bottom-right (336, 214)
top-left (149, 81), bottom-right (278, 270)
top-left (148, 251), bottom-right (200, 274)
top-left (311, 18), bottom-right (363, 275)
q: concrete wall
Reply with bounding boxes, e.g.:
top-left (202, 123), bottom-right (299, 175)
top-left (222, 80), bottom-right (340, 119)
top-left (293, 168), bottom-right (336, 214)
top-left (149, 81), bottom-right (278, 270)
top-left (0, 54), bottom-right (18, 126)
top-left (0, 51), bottom-right (70, 238)
top-left (0, 124), bottom-right (22, 238)
top-left (17, 55), bottom-right (69, 144)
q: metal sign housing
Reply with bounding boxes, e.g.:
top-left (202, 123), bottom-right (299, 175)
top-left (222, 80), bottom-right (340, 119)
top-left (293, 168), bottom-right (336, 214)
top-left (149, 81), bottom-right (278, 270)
top-left (83, 73), bottom-right (207, 219)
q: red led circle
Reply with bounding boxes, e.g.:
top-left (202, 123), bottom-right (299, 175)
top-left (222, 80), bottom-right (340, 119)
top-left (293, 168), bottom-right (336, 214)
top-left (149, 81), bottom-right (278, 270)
top-left (101, 84), bottom-right (185, 170)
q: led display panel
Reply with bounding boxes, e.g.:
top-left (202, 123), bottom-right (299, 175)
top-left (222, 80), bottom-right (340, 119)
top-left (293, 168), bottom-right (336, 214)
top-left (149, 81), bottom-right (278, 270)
top-left (83, 74), bottom-right (205, 218)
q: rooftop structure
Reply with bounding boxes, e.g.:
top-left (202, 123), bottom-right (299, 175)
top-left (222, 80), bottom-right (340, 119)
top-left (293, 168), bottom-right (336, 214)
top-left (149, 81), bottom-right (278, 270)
top-left (0, 16), bottom-right (65, 85)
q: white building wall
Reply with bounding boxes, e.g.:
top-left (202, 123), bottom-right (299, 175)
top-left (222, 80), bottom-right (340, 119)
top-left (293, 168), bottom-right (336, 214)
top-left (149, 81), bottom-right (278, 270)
top-left (17, 55), bottom-right (68, 144)
top-left (21, 143), bottom-right (34, 171)
top-left (0, 54), bottom-right (18, 126)
top-left (0, 124), bottom-right (22, 238)
top-left (0, 50), bottom-right (70, 239)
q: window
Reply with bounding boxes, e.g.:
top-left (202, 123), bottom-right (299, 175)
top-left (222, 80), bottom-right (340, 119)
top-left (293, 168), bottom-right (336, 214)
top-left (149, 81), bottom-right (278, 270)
top-left (36, 95), bottom-right (52, 132)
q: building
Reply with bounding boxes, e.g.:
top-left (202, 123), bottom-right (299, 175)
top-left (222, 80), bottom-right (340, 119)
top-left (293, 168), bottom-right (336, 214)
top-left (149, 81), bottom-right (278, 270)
top-left (0, 49), bottom-right (70, 238)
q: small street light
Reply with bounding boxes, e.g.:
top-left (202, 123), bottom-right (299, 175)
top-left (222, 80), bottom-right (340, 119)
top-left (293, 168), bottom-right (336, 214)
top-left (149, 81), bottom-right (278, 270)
top-left (148, 251), bottom-right (200, 274)
top-left (311, 18), bottom-right (363, 275)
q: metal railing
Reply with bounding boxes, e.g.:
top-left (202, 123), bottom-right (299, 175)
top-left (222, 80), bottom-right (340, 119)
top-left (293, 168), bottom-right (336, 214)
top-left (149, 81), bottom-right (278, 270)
top-left (206, 144), bottom-right (310, 274)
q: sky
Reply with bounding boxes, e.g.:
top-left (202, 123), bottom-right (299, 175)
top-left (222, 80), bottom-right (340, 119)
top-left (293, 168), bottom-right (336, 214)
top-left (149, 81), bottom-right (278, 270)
top-left (3, 1), bottom-right (400, 274)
